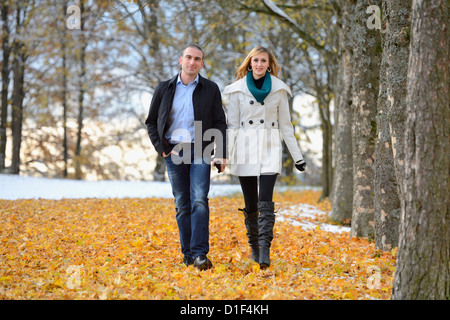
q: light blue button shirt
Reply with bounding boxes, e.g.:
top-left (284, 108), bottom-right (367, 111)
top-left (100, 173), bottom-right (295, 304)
top-left (165, 73), bottom-right (198, 144)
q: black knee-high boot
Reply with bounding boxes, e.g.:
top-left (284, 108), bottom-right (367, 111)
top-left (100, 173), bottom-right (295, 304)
top-left (240, 208), bottom-right (260, 262)
top-left (258, 201), bottom-right (275, 268)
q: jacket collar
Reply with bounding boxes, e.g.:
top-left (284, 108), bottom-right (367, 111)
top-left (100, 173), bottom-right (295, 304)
top-left (177, 73), bottom-right (199, 86)
top-left (169, 73), bottom-right (204, 88)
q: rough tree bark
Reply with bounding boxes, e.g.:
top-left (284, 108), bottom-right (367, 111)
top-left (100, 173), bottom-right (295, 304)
top-left (146, 0), bottom-right (167, 182)
top-left (329, 0), bottom-right (353, 225)
top-left (0, 1), bottom-right (11, 172)
top-left (10, 4), bottom-right (27, 175)
top-left (350, 0), bottom-right (382, 239)
top-left (75, 0), bottom-right (87, 180)
top-left (392, 0), bottom-right (449, 300)
top-left (61, 11), bottom-right (68, 178)
top-left (374, 0), bottom-right (411, 251)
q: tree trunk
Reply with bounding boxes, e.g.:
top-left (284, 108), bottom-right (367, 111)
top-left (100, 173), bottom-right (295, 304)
top-left (386, 0), bottom-right (410, 198)
top-left (11, 53), bottom-right (25, 175)
top-left (374, 41), bottom-right (400, 251)
top-left (318, 97), bottom-right (332, 201)
top-left (329, 0), bottom-right (353, 224)
top-left (374, 0), bottom-right (410, 251)
top-left (392, 0), bottom-right (449, 300)
top-left (374, 54), bottom-right (400, 251)
top-left (75, 1), bottom-right (87, 180)
top-left (10, 5), bottom-right (27, 175)
top-left (0, 2), bottom-right (11, 172)
top-left (140, 0), bottom-right (167, 182)
top-left (301, 42), bottom-right (334, 200)
top-left (62, 31), bottom-right (68, 178)
top-left (350, 0), bottom-right (382, 239)
top-left (75, 45), bottom-right (86, 180)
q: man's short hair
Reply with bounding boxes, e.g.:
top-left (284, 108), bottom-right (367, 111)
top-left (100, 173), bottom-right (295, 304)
top-left (182, 44), bottom-right (204, 60)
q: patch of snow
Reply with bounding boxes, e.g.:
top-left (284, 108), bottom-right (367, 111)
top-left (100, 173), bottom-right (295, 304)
top-left (0, 174), bottom-right (241, 200)
top-left (277, 203), bottom-right (351, 234)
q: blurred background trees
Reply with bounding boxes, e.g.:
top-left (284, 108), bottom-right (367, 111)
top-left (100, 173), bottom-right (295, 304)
top-left (0, 0), bottom-right (328, 185)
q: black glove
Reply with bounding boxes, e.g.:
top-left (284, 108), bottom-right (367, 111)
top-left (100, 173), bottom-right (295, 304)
top-left (295, 159), bottom-right (306, 172)
top-left (214, 162), bottom-right (222, 173)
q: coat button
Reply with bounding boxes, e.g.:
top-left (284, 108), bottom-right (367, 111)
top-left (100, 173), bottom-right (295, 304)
top-left (249, 120), bottom-right (253, 124)
top-left (260, 119), bottom-right (264, 123)
top-left (272, 122), bottom-right (275, 126)
top-left (241, 122), bottom-right (244, 126)
top-left (261, 102), bottom-right (265, 105)
top-left (249, 100), bottom-right (254, 105)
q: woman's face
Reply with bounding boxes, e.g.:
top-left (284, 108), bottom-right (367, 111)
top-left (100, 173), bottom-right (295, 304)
top-left (250, 52), bottom-right (270, 80)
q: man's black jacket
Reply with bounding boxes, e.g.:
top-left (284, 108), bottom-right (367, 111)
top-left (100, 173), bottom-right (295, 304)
top-left (145, 74), bottom-right (227, 159)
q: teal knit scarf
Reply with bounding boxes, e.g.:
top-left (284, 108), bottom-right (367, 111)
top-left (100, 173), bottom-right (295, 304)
top-left (246, 72), bottom-right (272, 103)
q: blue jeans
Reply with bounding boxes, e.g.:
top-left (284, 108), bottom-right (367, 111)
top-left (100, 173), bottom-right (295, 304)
top-left (164, 145), bottom-right (211, 260)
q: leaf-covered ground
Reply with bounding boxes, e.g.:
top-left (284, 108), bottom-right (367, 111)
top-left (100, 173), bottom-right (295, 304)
top-left (0, 190), bottom-right (396, 300)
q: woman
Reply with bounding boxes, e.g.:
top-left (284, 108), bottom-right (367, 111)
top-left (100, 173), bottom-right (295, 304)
top-left (223, 46), bottom-right (306, 268)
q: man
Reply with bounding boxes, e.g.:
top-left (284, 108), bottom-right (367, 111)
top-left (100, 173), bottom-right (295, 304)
top-left (145, 45), bottom-right (227, 270)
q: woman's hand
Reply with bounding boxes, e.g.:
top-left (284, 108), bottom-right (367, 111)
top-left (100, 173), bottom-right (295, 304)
top-left (213, 158), bottom-right (227, 173)
top-left (295, 159), bottom-right (306, 172)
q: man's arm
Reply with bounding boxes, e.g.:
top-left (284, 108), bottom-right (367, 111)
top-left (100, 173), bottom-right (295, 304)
top-left (145, 83), bottom-right (165, 155)
top-left (212, 84), bottom-right (227, 171)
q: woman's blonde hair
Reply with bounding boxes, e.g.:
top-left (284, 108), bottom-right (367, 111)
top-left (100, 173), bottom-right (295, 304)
top-left (235, 46), bottom-right (280, 80)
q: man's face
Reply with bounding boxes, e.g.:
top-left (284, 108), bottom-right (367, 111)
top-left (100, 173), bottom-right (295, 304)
top-left (179, 47), bottom-right (204, 77)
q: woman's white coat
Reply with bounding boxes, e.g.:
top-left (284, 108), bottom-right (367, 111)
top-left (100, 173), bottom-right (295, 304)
top-left (223, 75), bottom-right (303, 176)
